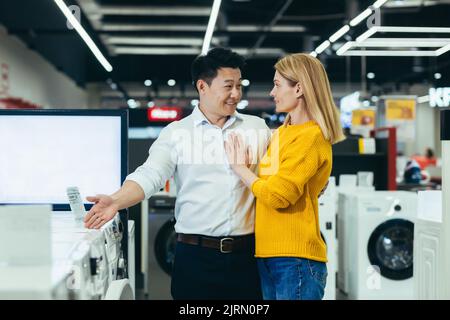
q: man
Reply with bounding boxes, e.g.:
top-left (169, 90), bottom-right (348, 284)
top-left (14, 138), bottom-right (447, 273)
top-left (84, 48), bottom-right (271, 299)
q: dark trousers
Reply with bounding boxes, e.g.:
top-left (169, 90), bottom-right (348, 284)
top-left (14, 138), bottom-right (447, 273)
top-left (171, 234), bottom-right (262, 300)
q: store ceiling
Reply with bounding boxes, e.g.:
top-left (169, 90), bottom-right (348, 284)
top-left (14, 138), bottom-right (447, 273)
top-left (0, 0), bottom-right (449, 96)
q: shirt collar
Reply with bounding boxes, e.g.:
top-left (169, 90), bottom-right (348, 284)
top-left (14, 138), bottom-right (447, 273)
top-left (192, 105), bottom-right (243, 127)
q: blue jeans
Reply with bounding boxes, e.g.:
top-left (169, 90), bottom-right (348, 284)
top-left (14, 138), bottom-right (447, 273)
top-left (257, 257), bottom-right (327, 300)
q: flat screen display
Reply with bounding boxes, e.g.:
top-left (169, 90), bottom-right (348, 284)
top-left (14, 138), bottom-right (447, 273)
top-left (0, 110), bottom-right (127, 209)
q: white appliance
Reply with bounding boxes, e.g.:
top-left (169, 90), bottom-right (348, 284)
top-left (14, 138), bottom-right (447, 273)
top-left (318, 177), bottom-right (338, 300)
top-left (414, 191), bottom-right (442, 299)
top-left (339, 191), bottom-right (417, 299)
top-left (128, 220), bottom-right (136, 298)
top-left (336, 174), bottom-right (375, 294)
top-left (440, 110), bottom-right (450, 299)
top-left (145, 196), bottom-right (176, 300)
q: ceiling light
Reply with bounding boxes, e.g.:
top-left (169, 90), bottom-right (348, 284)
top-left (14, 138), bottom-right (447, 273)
top-left (53, 0), bottom-right (112, 72)
top-left (191, 99), bottom-right (199, 107)
top-left (310, 51), bottom-right (318, 57)
top-left (356, 27), bottom-right (380, 42)
top-left (242, 79), bottom-right (250, 87)
top-left (367, 72), bottom-right (376, 79)
top-left (371, 96), bottom-right (380, 102)
top-left (99, 6), bottom-right (211, 16)
top-left (315, 40), bottom-right (331, 54)
top-left (349, 8), bottom-right (373, 27)
top-left (340, 50), bottom-right (437, 56)
top-left (417, 95), bottom-right (430, 104)
top-left (202, 0), bottom-right (223, 54)
top-left (373, 0), bottom-right (389, 9)
top-left (237, 100), bottom-right (249, 110)
top-left (434, 73), bottom-right (442, 80)
top-left (436, 43), bottom-right (450, 56)
top-left (147, 101), bottom-right (155, 108)
top-left (336, 42), bottom-right (353, 55)
top-left (128, 99), bottom-right (138, 108)
top-left (329, 25), bottom-right (350, 43)
top-left (144, 79), bottom-right (152, 87)
top-left (167, 79), bottom-right (176, 86)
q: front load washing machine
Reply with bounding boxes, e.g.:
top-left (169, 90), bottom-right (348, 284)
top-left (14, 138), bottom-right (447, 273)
top-left (146, 195), bottom-right (176, 300)
top-left (319, 177), bottom-right (338, 300)
top-left (340, 191), bottom-right (417, 299)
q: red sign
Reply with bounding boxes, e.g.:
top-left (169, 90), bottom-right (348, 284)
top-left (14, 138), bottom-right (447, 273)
top-left (147, 106), bottom-right (182, 122)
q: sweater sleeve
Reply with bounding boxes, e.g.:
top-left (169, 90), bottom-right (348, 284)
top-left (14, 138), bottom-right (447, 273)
top-left (251, 132), bottom-right (321, 209)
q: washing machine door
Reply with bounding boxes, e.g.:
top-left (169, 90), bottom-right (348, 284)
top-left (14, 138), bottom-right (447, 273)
top-left (367, 218), bottom-right (414, 280)
top-left (154, 218), bottom-right (177, 276)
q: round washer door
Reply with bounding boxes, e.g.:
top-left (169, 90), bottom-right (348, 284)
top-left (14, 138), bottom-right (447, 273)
top-left (154, 218), bottom-right (177, 276)
top-left (367, 218), bottom-right (414, 280)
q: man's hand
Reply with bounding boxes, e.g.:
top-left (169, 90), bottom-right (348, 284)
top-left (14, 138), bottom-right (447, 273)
top-left (84, 194), bottom-right (119, 229)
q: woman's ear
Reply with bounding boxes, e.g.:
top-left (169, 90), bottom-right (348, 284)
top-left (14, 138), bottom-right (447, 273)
top-left (296, 83), bottom-right (303, 99)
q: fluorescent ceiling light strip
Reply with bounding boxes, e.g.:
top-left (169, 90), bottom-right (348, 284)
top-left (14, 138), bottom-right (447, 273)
top-left (99, 6), bottom-right (211, 16)
top-left (336, 42), bottom-right (354, 55)
top-left (310, 51), bottom-right (318, 57)
top-left (315, 40), bottom-right (330, 54)
top-left (436, 43), bottom-right (450, 56)
top-left (114, 47), bottom-right (200, 55)
top-left (377, 26), bottom-right (450, 33)
top-left (101, 24), bottom-right (207, 31)
top-left (356, 27), bottom-right (379, 42)
top-left (417, 95), bottom-right (430, 104)
top-left (106, 37), bottom-right (208, 46)
top-left (202, 0), bottom-right (223, 54)
top-left (340, 50), bottom-right (437, 56)
top-left (349, 8), bottom-right (373, 27)
top-left (329, 25), bottom-right (350, 43)
top-left (373, 0), bottom-right (389, 9)
top-left (54, 0), bottom-right (112, 72)
top-left (114, 46), bottom-right (284, 56)
top-left (364, 38), bottom-right (450, 45)
top-left (352, 40), bottom-right (450, 47)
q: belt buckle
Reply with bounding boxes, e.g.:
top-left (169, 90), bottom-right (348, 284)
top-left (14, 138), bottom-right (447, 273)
top-left (220, 237), bottom-right (233, 253)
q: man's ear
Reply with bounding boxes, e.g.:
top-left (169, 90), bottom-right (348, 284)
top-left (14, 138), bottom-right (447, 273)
top-left (296, 83), bottom-right (303, 98)
top-left (197, 79), bottom-right (207, 94)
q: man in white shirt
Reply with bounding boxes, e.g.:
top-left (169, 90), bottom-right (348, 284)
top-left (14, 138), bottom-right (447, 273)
top-left (84, 48), bottom-right (271, 299)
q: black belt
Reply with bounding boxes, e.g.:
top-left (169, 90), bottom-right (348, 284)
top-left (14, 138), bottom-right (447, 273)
top-left (177, 233), bottom-right (254, 253)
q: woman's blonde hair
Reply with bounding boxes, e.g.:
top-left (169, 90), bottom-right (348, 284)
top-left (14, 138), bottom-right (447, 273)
top-left (275, 53), bottom-right (345, 144)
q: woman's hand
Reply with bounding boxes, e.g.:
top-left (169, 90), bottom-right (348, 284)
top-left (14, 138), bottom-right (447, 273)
top-left (224, 133), bottom-right (252, 172)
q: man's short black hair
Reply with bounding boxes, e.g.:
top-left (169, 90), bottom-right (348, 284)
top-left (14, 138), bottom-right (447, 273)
top-left (191, 47), bottom-right (246, 88)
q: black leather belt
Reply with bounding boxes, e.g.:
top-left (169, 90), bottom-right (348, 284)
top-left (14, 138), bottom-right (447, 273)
top-left (177, 233), bottom-right (254, 253)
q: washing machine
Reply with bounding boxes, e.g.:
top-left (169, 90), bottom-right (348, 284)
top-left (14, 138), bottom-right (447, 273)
top-left (146, 195), bottom-right (176, 300)
top-left (341, 191), bottom-right (417, 300)
top-left (318, 177), bottom-right (338, 300)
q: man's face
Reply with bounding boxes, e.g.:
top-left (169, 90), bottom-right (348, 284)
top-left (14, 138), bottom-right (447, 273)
top-left (199, 67), bottom-right (242, 117)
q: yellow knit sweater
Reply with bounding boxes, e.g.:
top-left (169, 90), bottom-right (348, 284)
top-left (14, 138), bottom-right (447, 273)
top-left (251, 120), bottom-right (332, 262)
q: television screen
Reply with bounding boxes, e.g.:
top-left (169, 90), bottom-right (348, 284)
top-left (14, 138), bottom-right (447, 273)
top-left (0, 109), bottom-right (128, 209)
top-left (340, 91), bottom-right (361, 129)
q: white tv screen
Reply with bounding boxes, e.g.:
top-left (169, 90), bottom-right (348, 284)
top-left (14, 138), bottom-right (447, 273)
top-left (0, 111), bottom-right (126, 207)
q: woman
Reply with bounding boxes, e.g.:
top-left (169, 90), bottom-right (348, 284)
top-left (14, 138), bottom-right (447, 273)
top-left (225, 53), bottom-right (345, 300)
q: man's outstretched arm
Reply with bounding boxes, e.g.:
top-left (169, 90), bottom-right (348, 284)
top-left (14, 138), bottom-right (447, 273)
top-left (84, 180), bottom-right (145, 229)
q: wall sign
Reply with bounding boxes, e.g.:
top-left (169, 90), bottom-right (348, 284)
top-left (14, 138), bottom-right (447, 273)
top-left (429, 87), bottom-right (450, 108)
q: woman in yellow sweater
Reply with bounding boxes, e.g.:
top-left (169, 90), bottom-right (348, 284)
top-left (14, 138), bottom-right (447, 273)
top-left (225, 53), bottom-right (344, 300)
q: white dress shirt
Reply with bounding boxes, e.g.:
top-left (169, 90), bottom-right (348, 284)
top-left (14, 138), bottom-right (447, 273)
top-left (126, 106), bottom-right (271, 236)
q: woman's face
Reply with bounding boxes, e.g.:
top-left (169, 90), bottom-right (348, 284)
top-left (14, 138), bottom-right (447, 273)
top-left (270, 70), bottom-right (300, 113)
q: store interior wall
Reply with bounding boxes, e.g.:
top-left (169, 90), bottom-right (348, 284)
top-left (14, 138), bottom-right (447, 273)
top-left (0, 25), bottom-right (87, 109)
